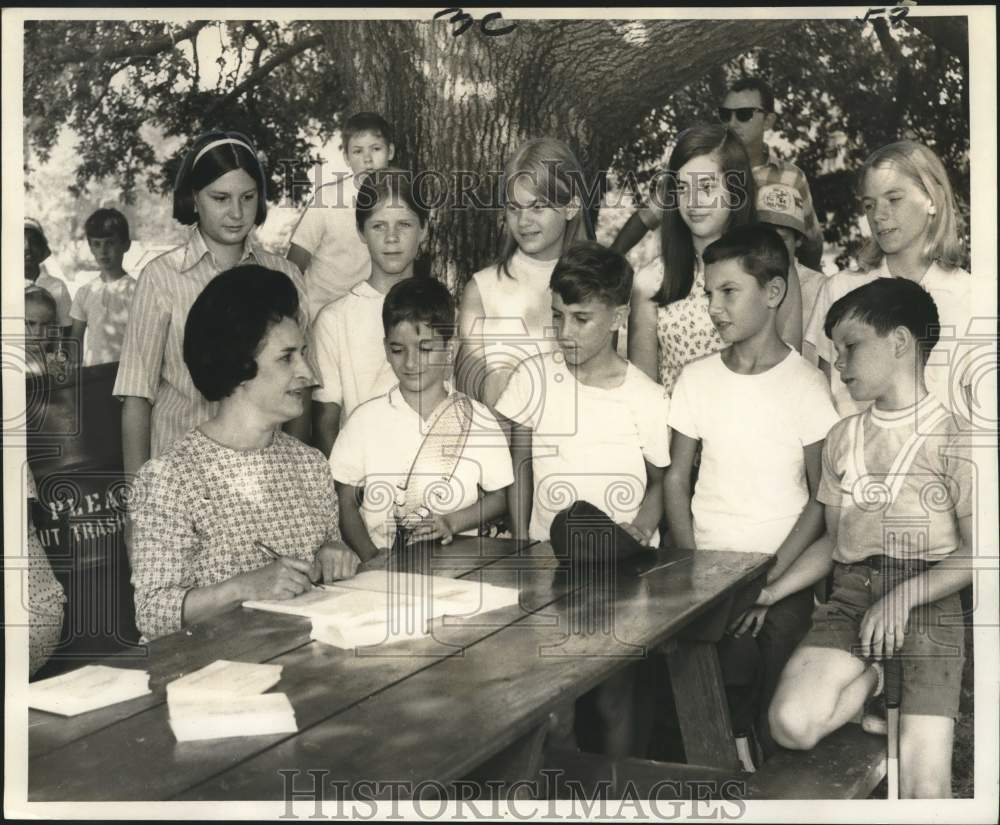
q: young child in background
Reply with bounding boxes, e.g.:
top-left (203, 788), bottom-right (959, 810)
top-left (497, 241), bottom-right (670, 756)
top-left (24, 217), bottom-right (72, 332)
top-left (627, 124), bottom-right (803, 395)
top-left (70, 208), bottom-right (137, 366)
top-left (457, 137), bottom-right (593, 408)
top-left (330, 278), bottom-right (512, 561)
top-left (288, 112), bottom-right (396, 321)
top-left (311, 169), bottom-right (430, 456)
top-left (756, 183), bottom-right (829, 365)
top-left (114, 130), bottom-right (308, 476)
top-left (24, 286), bottom-right (63, 378)
top-left (664, 225), bottom-right (838, 765)
top-left (769, 278), bottom-right (973, 798)
top-left (805, 140), bottom-right (976, 419)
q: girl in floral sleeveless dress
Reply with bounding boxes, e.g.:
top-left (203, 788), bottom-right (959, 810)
top-left (629, 124), bottom-right (802, 395)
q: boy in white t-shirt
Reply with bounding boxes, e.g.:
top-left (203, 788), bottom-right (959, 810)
top-left (288, 112), bottom-right (396, 321)
top-left (330, 278), bottom-right (513, 561)
top-left (665, 224), bottom-right (839, 762)
top-left (70, 208), bottom-right (137, 366)
top-left (496, 242), bottom-right (670, 757)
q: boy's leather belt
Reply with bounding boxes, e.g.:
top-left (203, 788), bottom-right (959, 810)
top-left (862, 554), bottom-right (934, 574)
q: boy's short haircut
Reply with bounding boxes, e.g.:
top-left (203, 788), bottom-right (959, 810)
top-left (25, 285), bottom-right (58, 320)
top-left (382, 277), bottom-right (455, 341)
top-left (84, 208), bottom-right (130, 243)
top-left (824, 277), bottom-right (941, 364)
top-left (550, 241), bottom-right (634, 307)
top-left (729, 77), bottom-right (775, 113)
top-left (342, 112), bottom-right (393, 150)
top-left (703, 224), bottom-right (789, 288)
top-left (355, 168), bottom-right (430, 234)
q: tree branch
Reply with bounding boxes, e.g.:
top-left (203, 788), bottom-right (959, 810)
top-left (202, 33), bottom-right (323, 121)
top-left (47, 20), bottom-right (211, 66)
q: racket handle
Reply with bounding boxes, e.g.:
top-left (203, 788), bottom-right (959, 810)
top-left (884, 656), bottom-right (903, 710)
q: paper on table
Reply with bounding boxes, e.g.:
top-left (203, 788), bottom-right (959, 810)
top-left (28, 665), bottom-right (151, 717)
top-left (168, 693), bottom-right (298, 742)
top-left (310, 611), bottom-right (431, 649)
top-left (166, 660), bottom-right (283, 702)
top-left (333, 571), bottom-right (520, 618)
top-left (243, 585), bottom-right (419, 619)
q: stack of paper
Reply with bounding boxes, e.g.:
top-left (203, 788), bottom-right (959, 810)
top-left (334, 571), bottom-right (521, 619)
top-left (168, 693), bottom-right (298, 742)
top-left (310, 611), bottom-right (430, 649)
top-left (166, 659), bottom-right (283, 702)
top-left (166, 660), bottom-right (297, 742)
top-left (243, 572), bottom-right (520, 650)
top-left (28, 665), bottom-right (151, 716)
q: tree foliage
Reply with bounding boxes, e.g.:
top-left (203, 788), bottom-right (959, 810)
top-left (23, 16), bottom-right (969, 275)
top-left (612, 18), bottom-right (970, 268)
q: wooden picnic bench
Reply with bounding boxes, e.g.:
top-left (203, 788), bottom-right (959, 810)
top-left (29, 535), bottom-right (774, 802)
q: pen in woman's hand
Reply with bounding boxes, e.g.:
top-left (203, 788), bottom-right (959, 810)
top-left (255, 539), bottom-right (282, 560)
top-left (255, 540), bottom-right (317, 586)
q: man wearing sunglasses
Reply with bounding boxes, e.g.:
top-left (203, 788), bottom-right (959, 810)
top-left (612, 77), bottom-right (824, 271)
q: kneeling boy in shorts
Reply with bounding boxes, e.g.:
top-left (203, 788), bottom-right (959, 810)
top-left (766, 277), bottom-right (974, 798)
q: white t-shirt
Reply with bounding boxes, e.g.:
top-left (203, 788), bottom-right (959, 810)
top-left (290, 174), bottom-right (370, 320)
top-left (796, 263), bottom-right (828, 367)
top-left (69, 273), bottom-right (137, 366)
top-left (669, 348), bottom-right (839, 555)
top-left (470, 250), bottom-right (560, 374)
top-left (495, 352), bottom-right (671, 542)
top-left (329, 386), bottom-right (514, 549)
top-left (311, 280), bottom-right (396, 417)
top-left (804, 261), bottom-right (977, 418)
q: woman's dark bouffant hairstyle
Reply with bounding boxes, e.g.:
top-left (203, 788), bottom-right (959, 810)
top-left (654, 124), bottom-right (757, 306)
top-left (172, 131), bottom-right (268, 226)
top-left (184, 265), bottom-right (299, 401)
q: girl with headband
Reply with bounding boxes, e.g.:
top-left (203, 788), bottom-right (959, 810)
top-left (114, 131), bottom-right (311, 476)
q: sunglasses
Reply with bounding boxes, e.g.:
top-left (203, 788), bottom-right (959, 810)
top-left (718, 106), bottom-right (768, 123)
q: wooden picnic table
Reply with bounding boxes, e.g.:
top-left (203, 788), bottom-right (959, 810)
top-left (28, 535), bottom-right (770, 802)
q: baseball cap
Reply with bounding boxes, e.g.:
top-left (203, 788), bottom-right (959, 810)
top-left (756, 183), bottom-right (806, 236)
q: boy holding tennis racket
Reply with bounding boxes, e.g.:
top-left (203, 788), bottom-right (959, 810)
top-left (329, 278), bottom-right (513, 560)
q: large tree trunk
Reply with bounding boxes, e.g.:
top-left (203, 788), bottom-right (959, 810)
top-left (319, 18), bottom-right (791, 289)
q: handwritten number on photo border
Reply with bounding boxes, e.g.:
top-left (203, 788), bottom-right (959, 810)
top-left (857, 6), bottom-right (912, 28)
top-left (434, 8), bottom-right (517, 37)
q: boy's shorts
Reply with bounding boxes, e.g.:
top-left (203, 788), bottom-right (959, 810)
top-left (801, 559), bottom-right (965, 718)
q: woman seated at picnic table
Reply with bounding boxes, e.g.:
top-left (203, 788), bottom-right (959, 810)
top-left (129, 265), bottom-right (360, 641)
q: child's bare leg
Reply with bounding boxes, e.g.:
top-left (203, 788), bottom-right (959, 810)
top-left (769, 646), bottom-right (875, 750)
top-left (899, 714), bottom-right (954, 798)
top-left (594, 664), bottom-right (637, 758)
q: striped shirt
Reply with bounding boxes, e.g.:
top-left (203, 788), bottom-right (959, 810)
top-left (113, 226), bottom-right (308, 459)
